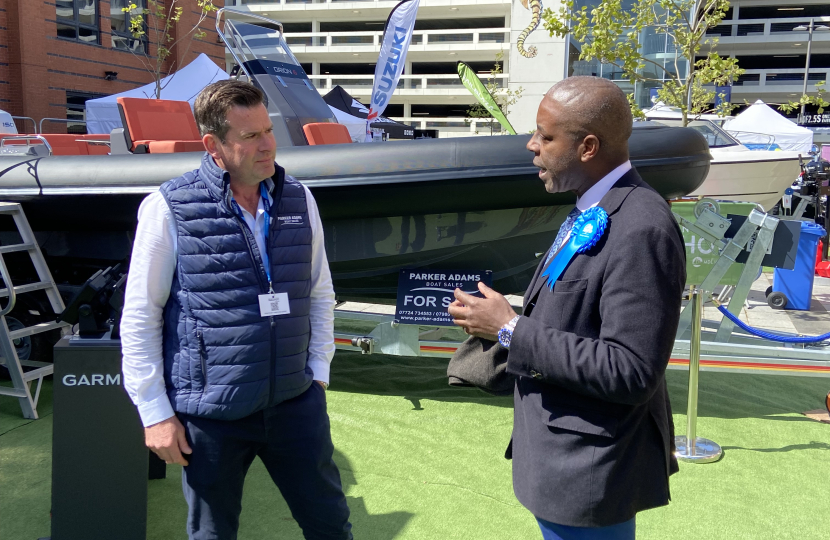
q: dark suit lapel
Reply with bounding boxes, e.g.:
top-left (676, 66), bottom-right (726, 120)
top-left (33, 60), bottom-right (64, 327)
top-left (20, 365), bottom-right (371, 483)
top-left (523, 253), bottom-right (547, 311)
top-left (524, 168), bottom-right (644, 309)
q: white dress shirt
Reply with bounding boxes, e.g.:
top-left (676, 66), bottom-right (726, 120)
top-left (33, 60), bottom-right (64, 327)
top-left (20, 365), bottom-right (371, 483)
top-left (559, 160), bottom-right (632, 246)
top-left (121, 176), bottom-right (336, 427)
top-left (576, 160), bottom-right (632, 212)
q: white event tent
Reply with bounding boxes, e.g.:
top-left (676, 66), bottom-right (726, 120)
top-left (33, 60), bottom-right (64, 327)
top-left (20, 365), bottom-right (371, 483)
top-left (85, 54), bottom-right (229, 134)
top-left (723, 100), bottom-right (813, 153)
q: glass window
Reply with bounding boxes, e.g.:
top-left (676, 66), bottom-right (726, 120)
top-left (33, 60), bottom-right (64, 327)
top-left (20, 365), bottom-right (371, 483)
top-left (651, 118), bottom-right (740, 148)
top-left (110, 0), bottom-right (147, 52)
top-left (56, 0), bottom-right (99, 44)
top-left (232, 22), bottom-right (300, 65)
top-left (64, 91), bottom-right (105, 134)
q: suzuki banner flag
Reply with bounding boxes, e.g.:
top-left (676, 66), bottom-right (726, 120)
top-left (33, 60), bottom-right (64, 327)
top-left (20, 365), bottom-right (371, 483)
top-left (367, 0), bottom-right (420, 121)
top-left (457, 61), bottom-right (516, 135)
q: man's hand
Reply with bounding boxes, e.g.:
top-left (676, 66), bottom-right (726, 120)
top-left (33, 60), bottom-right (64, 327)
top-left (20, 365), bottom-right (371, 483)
top-left (145, 416), bottom-right (192, 466)
top-left (448, 282), bottom-right (516, 340)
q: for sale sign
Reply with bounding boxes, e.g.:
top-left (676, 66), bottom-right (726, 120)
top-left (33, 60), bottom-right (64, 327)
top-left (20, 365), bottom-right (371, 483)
top-left (395, 269), bottom-right (492, 326)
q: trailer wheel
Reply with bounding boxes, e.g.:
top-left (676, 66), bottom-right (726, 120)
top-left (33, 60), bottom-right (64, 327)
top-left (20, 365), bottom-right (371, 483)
top-left (3, 296), bottom-right (61, 363)
top-left (767, 291), bottom-right (788, 310)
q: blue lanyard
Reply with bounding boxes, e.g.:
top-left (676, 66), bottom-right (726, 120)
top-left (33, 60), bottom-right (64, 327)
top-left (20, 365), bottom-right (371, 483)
top-left (232, 182), bottom-right (272, 288)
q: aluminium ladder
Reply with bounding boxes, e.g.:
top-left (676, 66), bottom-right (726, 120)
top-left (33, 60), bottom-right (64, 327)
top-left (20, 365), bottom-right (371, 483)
top-left (0, 203), bottom-right (68, 419)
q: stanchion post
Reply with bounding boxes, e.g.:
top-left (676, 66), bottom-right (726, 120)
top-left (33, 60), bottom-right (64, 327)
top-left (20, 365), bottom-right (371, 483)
top-left (675, 290), bottom-right (723, 463)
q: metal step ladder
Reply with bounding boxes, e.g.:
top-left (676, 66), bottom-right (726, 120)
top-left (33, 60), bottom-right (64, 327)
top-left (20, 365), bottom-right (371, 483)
top-left (0, 202), bottom-right (68, 419)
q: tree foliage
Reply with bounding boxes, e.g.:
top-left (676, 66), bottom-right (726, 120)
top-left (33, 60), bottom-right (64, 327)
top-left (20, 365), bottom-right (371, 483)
top-left (779, 81), bottom-right (830, 116)
top-left (543, 0), bottom-right (743, 126)
top-left (466, 51), bottom-right (524, 135)
top-left (122, 0), bottom-right (217, 99)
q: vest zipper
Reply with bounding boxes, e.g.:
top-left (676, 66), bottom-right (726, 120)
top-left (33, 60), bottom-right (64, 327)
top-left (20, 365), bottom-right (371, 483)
top-left (233, 216), bottom-right (269, 291)
top-left (270, 315), bottom-right (276, 405)
top-left (197, 330), bottom-right (208, 390)
top-left (233, 214), bottom-right (277, 406)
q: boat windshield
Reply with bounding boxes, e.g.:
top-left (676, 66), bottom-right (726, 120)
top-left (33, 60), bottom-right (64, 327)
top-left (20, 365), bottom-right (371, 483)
top-left (650, 119), bottom-right (740, 148)
top-left (225, 20), bottom-right (300, 66)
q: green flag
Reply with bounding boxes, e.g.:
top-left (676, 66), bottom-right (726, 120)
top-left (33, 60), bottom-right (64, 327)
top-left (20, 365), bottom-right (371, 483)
top-left (457, 61), bottom-right (516, 135)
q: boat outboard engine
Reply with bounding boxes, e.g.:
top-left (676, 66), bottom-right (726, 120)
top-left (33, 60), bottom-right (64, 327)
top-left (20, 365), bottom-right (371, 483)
top-left (218, 9), bottom-right (338, 147)
top-left (794, 145), bottom-right (829, 225)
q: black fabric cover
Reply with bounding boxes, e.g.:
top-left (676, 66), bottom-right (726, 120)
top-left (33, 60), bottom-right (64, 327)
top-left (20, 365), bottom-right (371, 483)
top-left (323, 86), bottom-right (414, 139)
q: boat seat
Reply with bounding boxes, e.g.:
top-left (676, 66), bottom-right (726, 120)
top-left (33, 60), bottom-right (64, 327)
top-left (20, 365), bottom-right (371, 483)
top-left (302, 123), bottom-right (352, 145)
top-left (116, 97), bottom-right (205, 154)
top-left (0, 134), bottom-right (110, 156)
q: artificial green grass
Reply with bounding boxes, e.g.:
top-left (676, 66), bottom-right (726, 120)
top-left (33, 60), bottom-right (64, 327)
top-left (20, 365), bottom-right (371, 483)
top-left (2, 354), bottom-right (829, 539)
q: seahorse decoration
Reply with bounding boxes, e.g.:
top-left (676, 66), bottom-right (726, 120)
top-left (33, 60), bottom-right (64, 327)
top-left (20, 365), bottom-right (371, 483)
top-left (517, 0), bottom-right (542, 58)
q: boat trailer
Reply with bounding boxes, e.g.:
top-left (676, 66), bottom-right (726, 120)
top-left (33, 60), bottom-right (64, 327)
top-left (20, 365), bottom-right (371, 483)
top-left (334, 199), bottom-right (830, 380)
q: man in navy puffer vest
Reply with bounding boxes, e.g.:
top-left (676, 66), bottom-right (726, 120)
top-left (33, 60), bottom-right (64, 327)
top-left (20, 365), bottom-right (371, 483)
top-left (122, 80), bottom-right (352, 539)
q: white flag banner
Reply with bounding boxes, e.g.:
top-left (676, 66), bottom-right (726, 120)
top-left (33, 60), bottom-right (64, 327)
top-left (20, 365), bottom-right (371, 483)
top-left (367, 0), bottom-right (420, 122)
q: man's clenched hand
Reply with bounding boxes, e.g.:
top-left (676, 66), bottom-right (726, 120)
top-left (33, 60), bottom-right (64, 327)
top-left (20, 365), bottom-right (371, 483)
top-left (145, 416), bottom-right (192, 466)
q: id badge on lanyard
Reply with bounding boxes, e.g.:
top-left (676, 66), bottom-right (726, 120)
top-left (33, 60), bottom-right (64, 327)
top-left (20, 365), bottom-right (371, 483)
top-left (233, 182), bottom-right (291, 317)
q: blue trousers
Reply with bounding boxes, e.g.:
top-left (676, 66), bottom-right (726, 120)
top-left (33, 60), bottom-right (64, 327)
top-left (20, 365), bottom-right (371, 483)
top-left (179, 382), bottom-right (352, 540)
top-left (537, 517), bottom-right (636, 540)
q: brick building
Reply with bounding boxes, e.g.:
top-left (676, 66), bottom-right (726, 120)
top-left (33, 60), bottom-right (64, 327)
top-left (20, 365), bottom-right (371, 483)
top-left (0, 0), bottom-right (225, 134)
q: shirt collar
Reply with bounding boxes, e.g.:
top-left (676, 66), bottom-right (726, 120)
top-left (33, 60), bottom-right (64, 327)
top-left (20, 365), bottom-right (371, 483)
top-left (576, 160), bottom-right (632, 212)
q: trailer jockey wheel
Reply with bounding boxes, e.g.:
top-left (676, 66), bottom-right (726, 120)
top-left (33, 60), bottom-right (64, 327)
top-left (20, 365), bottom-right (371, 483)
top-left (767, 291), bottom-right (788, 310)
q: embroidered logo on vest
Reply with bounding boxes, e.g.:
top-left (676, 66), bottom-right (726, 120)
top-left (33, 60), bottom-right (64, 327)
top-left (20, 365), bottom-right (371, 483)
top-left (278, 214), bottom-right (304, 226)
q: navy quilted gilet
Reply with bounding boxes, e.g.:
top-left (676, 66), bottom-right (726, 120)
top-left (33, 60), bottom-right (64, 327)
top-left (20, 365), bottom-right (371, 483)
top-left (159, 154), bottom-right (313, 421)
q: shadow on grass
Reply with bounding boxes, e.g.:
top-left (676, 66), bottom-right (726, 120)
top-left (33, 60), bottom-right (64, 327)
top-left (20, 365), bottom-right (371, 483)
top-left (331, 351), bottom-right (513, 409)
top-left (666, 369), bottom-right (830, 422)
top-left (332, 350), bottom-right (830, 421)
top-left (147, 448), bottom-right (413, 539)
top-left (721, 441), bottom-right (830, 453)
top-left (0, 377), bottom-right (54, 436)
top-left (334, 449), bottom-right (414, 539)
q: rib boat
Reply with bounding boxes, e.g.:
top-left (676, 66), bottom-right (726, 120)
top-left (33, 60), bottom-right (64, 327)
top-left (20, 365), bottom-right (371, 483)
top-left (0, 126), bottom-right (709, 301)
top-left (0, 9), bottom-right (711, 302)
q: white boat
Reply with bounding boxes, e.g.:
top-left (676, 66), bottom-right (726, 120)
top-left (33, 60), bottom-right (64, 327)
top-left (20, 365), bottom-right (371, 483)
top-left (646, 118), bottom-right (800, 210)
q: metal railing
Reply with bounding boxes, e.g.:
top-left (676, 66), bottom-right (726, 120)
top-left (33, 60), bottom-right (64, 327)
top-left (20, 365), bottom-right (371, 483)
top-left (725, 130), bottom-right (777, 151)
top-left (388, 116), bottom-right (504, 133)
top-left (706, 16), bottom-right (830, 38)
top-left (39, 118), bottom-right (87, 134)
top-left (308, 73), bottom-right (508, 91)
top-left (730, 68), bottom-right (830, 89)
top-left (11, 116), bottom-right (36, 134)
top-left (282, 28), bottom-right (510, 50)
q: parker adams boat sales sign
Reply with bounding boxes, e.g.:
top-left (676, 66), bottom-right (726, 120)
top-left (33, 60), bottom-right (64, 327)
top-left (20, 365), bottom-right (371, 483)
top-left (395, 269), bottom-right (492, 326)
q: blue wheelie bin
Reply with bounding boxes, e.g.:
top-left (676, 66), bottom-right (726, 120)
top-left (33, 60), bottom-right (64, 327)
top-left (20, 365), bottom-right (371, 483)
top-left (770, 221), bottom-right (827, 310)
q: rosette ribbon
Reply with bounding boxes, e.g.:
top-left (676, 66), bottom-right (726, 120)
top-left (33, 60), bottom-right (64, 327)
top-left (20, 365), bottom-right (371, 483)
top-left (541, 206), bottom-right (608, 291)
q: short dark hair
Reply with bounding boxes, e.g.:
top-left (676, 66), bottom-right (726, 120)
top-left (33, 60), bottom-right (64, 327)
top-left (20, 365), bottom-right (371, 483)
top-left (194, 80), bottom-right (266, 141)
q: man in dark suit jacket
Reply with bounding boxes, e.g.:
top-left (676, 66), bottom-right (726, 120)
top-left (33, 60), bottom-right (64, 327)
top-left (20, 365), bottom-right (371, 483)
top-left (449, 77), bottom-right (686, 539)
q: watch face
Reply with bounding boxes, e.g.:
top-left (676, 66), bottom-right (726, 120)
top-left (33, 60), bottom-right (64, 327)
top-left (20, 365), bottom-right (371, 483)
top-left (498, 327), bottom-right (510, 347)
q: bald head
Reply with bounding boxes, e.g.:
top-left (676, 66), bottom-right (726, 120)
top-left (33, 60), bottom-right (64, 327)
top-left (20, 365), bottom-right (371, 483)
top-left (545, 76), bottom-right (632, 160)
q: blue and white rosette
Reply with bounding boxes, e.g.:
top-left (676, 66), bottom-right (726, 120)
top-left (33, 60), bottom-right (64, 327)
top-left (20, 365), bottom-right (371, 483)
top-left (541, 206), bottom-right (608, 291)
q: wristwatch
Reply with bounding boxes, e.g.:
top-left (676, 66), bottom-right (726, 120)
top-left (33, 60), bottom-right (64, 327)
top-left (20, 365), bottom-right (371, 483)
top-left (498, 315), bottom-right (521, 349)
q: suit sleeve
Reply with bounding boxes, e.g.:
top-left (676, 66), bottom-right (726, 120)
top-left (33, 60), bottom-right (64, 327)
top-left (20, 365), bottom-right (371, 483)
top-left (507, 222), bottom-right (685, 405)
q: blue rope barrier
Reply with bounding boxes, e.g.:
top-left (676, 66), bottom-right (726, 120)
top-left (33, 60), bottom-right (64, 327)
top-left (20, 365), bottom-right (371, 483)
top-left (715, 304), bottom-right (830, 344)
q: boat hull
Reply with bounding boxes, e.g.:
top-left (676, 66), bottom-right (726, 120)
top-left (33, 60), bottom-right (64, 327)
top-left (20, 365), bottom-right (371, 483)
top-left (0, 129), bottom-right (710, 300)
top-left (691, 149), bottom-right (800, 211)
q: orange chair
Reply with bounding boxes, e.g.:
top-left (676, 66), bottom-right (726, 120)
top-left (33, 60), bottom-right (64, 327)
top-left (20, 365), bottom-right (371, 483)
top-left (0, 134), bottom-right (90, 155)
top-left (116, 97), bottom-right (205, 153)
top-left (302, 123), bottom-right (352, 145)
